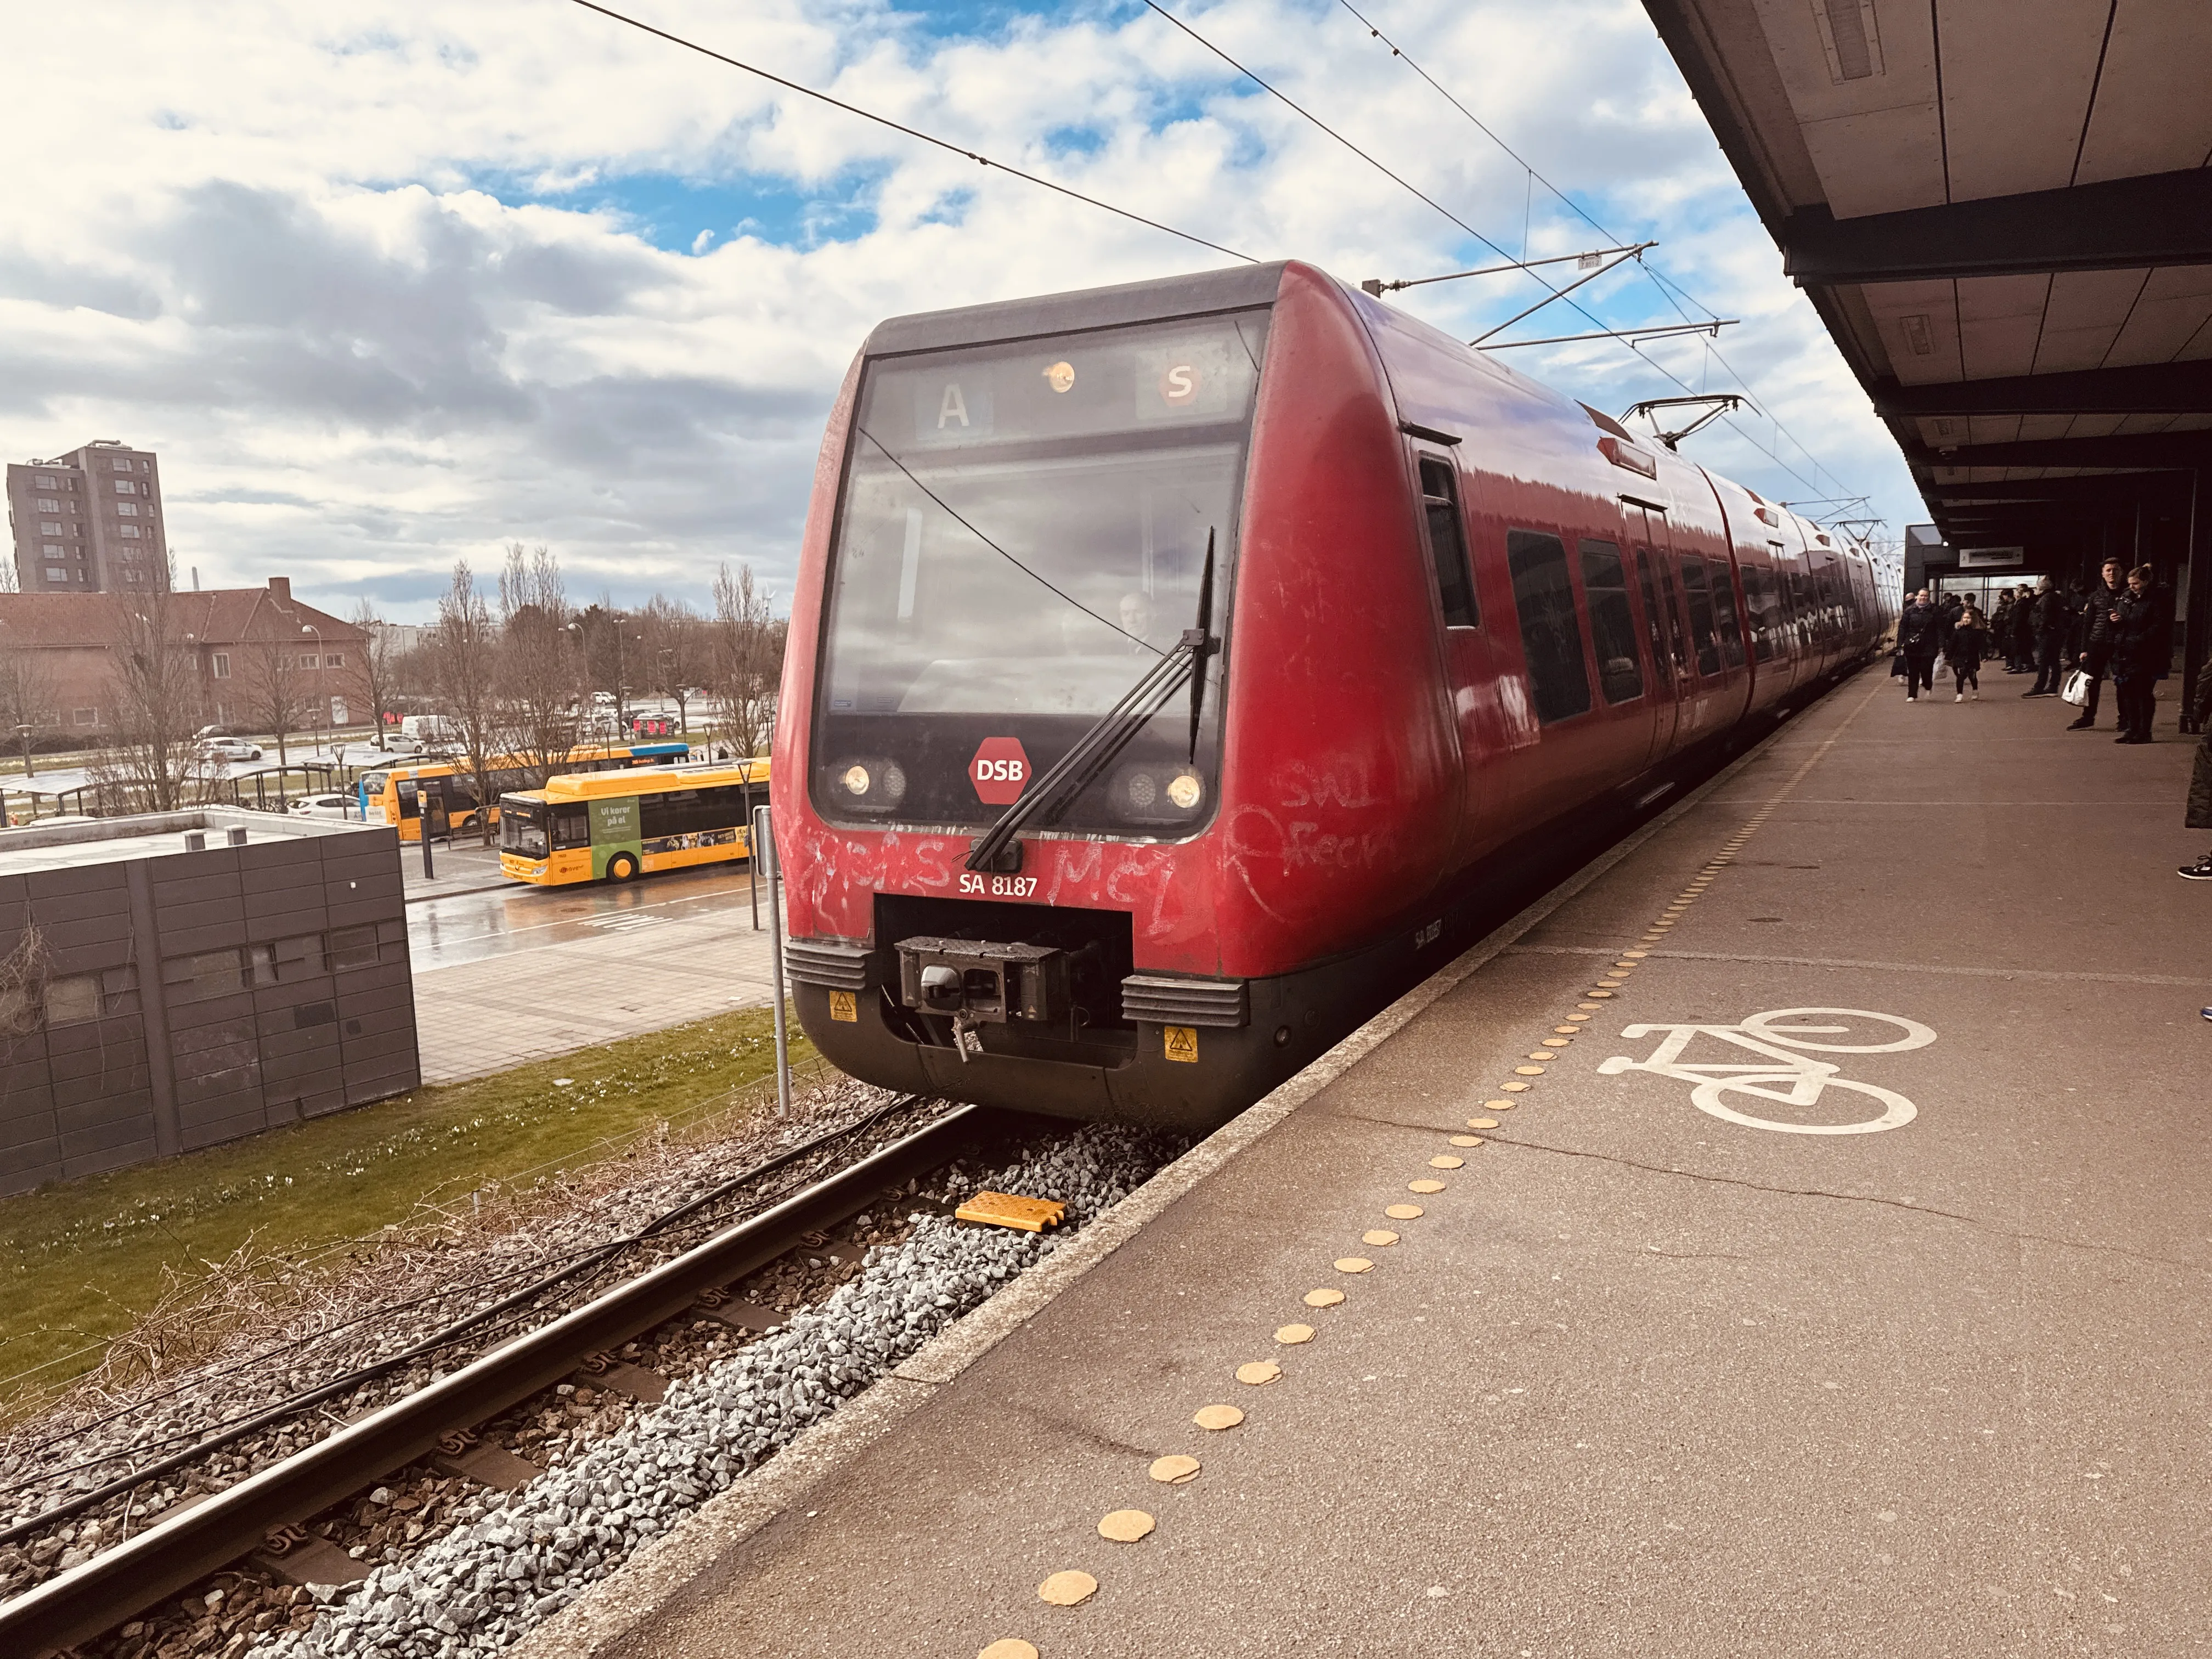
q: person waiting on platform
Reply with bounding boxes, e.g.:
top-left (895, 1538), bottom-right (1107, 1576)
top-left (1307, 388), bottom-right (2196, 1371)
top-left (2024, 577), bottom-right (2070, 696)
top-left (1945, 602), bottom-right (1988, 701)
top-left (2110, 565), bottom-right (2168, 746)
top-left (2180, 650), bottom-right (2212, 881)
top-left (2067, 558), bottom-right (2128, 730)
top-left (1895, 590), bottom-right (1943, 703)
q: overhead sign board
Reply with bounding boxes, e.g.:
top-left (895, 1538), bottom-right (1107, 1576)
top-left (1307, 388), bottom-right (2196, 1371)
top-left (1957, 546), bottom-right (2025, 568)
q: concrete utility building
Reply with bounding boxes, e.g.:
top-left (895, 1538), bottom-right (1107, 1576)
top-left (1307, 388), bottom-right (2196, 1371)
top-left (5, 441), bottom-right (168, 594)
top-left (0, 809), bottom-right (419, 1196)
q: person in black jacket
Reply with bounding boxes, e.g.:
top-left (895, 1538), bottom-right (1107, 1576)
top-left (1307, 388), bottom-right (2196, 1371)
top-left (2066, 558), bottom-right (2127, 729)
top-left (2110, 566), bottom-right (2168, 744)
top-left (1896, 590), bottom-right (1942, 702)
top-left (2024, 577), bottom-right (2069, 696)
top-left (2180, 651), bottom-right (2212, 879)
top-left (1945, 602), bottom-right (1988, 701)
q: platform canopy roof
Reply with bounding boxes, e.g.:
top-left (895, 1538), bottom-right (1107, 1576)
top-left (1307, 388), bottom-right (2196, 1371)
top-left (1642, 0), bottom-right (2212, 562)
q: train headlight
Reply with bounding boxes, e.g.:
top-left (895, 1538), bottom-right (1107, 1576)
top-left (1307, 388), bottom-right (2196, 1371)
top-left (830, 757), bottom-right (908, 814)
top-left (1109, 764), bottom-right (1206, 824)
top-left (1166, 770), bottom-right (1204, 810)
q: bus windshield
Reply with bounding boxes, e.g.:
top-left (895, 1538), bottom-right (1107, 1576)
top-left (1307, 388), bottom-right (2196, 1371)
top-left (499, 798), bottom-right (548, 857)
top-left (814, 309), bottom-right (1268, 833)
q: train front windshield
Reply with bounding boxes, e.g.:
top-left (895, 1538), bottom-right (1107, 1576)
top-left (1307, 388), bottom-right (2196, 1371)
top-left (814, 310), bottom-right (1269, 834)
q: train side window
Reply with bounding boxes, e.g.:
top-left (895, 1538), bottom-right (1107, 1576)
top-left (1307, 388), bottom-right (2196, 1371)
top-left (1743, 564), bottom-right (1780, 662)
top-left (1633, 549), bottom-right (1673, 685)
top-left (1418, 457), bottom-right (1479, 629)
top-left (1507, 528), bottom-right (1593, 724)
top-left (1678, 556), bottom-right (1724, 676)
top-left (1711, 561), bottom-right (1748, 667)
top-left (1657, 557), bottom-right (1690, 678)
top-left (1577, 540), bottom-right (1643, 704)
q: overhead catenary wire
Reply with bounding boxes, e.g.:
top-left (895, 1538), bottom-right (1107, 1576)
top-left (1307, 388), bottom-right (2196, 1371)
top-left (1330, 0), bottom-right (1854, 502)
top-left (566, 0), bottom-right (1259, 264)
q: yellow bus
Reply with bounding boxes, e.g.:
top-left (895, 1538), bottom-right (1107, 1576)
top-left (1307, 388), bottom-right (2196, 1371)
top-left (358, 741), bottom-right (691, 842)
top-left (497, 760), bottom-right (770, 885)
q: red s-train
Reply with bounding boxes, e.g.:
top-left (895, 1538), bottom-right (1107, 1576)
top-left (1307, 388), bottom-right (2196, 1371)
top-left (770, 261), bottom-right (1892, 1131)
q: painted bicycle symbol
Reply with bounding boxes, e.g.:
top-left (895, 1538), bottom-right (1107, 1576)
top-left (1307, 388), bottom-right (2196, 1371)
top-left (1596, 1007), bottom-right (1936, 1135)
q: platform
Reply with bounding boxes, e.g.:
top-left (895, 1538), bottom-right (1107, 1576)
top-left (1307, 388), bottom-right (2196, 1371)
top-left (566, 669), bottom-right (2209, 1656)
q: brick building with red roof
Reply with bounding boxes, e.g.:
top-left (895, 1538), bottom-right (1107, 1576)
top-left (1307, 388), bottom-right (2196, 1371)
top-left (0, 578), bottom-right (370, 741)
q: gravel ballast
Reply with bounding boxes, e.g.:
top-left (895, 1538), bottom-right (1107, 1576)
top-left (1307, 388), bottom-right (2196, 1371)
top-left (254, 1122), bottom-right (1180, 1659)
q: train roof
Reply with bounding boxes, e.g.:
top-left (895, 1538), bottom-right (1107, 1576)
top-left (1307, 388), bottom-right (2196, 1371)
top-left (864, 262), bottom-right (1290, 359)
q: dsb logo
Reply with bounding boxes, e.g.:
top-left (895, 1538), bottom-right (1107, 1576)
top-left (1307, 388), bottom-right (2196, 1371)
top-left (969, 737), bottom-right (1031, 805)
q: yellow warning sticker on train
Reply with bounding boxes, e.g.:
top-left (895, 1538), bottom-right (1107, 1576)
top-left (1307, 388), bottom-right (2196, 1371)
top-left (828, 990), bottom-right (858, 1023)
top-left (955, 1192), bottom-right (1067, 1232)
top-left (1164, 1025), bottom-right (1199, 1063)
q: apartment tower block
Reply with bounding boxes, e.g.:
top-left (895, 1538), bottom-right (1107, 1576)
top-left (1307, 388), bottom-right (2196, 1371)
top-left (5, 439), bottom-right (168, 593)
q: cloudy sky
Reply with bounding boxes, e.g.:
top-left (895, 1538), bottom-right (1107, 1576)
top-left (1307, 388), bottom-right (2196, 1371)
top-left (0, 0), bottom-right (1920, 623)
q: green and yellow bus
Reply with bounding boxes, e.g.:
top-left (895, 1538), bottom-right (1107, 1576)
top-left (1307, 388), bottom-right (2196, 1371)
top-left (497, 760), bottom-right (770, 885)
top-left (359, 741), bottom-right (690, 842)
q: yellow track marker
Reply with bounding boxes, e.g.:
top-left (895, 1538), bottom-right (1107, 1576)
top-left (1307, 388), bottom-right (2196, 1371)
top-left (1543, 1037), bottom-right (1571, 1047)
top-left (1500, 1080), bottom-right (1531, 1091)
top-left (1385, 1204), bottom-right (1425, 1219)
top-left (1449, 1135), bottom-right (1483, 1147)
top-left (1335, 1256), bottom-right (1374, 1273)
top-left (1624, 950), bottom-right (1649, 958)
top-left (1515, 1065), bottom-right (1545, 1076)
top-left (1304, 1286), bottom-right (1346, 1307)
top-left (1193, 1403), bottom-right (1244, 1430)
top-left (1553, 1025), bottom-right (1580, 1035)
top-left (955, 1192), bottom-right (1067, 1232)
top-left (1149, 1454), bottom-right (1202, 1483)
top-left (1236, 1360), bottom-right (1282, 1385)
top-left (1038, 1570), bottom-right (1098, 1605)
top-left (979, 1641), bottom-right (1039, 1659)
top-left (1363, 1229), bottom-right (1400, 1246)
top-left (1429, 1155), bottom-right (1464, 1169)
top-left (1526, 1051), bottom-right (1555, 1062)
top-left (1098, 1509), bottom-right (1155, 1543)
top-left (1274, 1323), bottom-right (1316, 1344)
top-left (1408, 1178), bottom-right (1446, 1194)
top-left (1466, 1116), bottom-right (1499, 1128)
top-left (1586, 990), bottom-right (1615, 999)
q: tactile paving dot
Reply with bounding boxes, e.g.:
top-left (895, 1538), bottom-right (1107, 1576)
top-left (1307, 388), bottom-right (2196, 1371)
top-left (1363, 1229), bottom-right (1400, 1246)
top-left (1408, 1178), bottom-right (1446, 1194)
top-left (1385, 1204), bottom-right (1425, 1220)
top-left (1098, 1509), bottom-right (1156, 1542)
top-left (979, 1641), bottom-right (1039, 1659)
top-left (1553, 1025), bottom-right (1580, 1035)
top-left (1274, 1323), bottom-right (1316, 1345)
top-left (1482, 1098), bottom-right (1514, 1110)
top-left (1429, 1155), bottom-right (1465, 1169)
top-left (1039, 1570), bottom-right (1099, 1605)
top-left (1193, 1403), bottom-right (1244, 1430)
top-left (1624, 950), bottom-right (1649, 958)
top-left (1334, 1256), bottom-right (1374, 1273)
top-left (1449, 1135), bottom-right (1483, 1147)
top-left (1304, 1286), bottom-right (1347, 1307)
top-left (1237, 1360), bottom-right (1283, 1386)
top-left (1500, 1080), bottom-right (1531, 1091)
top-left (1515, 1065), bottom-right (1545, 1076)
top-left (1585, 990), bottom-right (1615, 1000)
top-left (1150, 1454), bottom-right (1203, 1483)
top-left (1543, 1037), bottom-right (1571, 1047)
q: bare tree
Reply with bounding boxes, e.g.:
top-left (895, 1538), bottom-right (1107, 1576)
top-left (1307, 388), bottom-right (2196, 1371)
top-left (0, 620), bottom-right (57, 778)
top-left (636, 594), bottom-right (708, 736)
top-left (351, 598), bottom-right (399, 751)
top-left (103, 585), bottom-right (205, 811)
top-left (241, 634), bottom-right (309, 766)
top-left (498, 543), bottom-right (582, 784)
top-left (710, 562), bottom-right (781, 758)
top-left (434, 560), bottom-right (505, 845)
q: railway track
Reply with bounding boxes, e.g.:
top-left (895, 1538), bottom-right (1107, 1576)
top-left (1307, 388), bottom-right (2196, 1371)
top-left (0, 1100), bottom-right (1040, 1657)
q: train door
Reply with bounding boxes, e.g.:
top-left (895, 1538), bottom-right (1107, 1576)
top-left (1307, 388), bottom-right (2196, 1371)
top-left (1627, 506), bottom-right (1683, 766)
top-left (1411, 445), bottom-right (1518, 845)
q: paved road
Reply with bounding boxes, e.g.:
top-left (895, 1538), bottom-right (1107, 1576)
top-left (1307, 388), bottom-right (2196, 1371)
top-left (405, 863), bottom-right (782, 1085)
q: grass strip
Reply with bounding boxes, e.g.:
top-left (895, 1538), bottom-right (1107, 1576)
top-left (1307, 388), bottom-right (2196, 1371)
top-left (0, 1005), bottom-right (816, 1405)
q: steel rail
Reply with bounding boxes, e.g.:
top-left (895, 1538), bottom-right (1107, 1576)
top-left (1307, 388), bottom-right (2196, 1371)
top-left (0, 1103), bottom-right (1001, 1656)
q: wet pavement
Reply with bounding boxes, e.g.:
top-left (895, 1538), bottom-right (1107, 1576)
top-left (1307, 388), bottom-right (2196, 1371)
top-left (405, 862), bottom-right (782, 1084)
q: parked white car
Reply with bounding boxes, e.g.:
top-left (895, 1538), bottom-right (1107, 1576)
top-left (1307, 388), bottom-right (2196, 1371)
top-left (286, 793), bottom-right (358, 821)
top-left (199, 737), bottom-right (264, 764)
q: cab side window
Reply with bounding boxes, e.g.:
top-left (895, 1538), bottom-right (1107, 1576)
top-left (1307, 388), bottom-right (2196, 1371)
top-left (1418, 457), bottom-right (1479, 629)
top-left (1508, 529), bottom-right (1593, 724)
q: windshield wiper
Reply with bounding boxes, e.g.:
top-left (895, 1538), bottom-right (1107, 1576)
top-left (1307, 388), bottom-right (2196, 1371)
top-left (967, 535), bottom-right (1217, 874)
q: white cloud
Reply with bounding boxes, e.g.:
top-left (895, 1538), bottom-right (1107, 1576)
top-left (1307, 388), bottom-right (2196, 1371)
top-left (0, 0), bottom-right (1919, 619)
